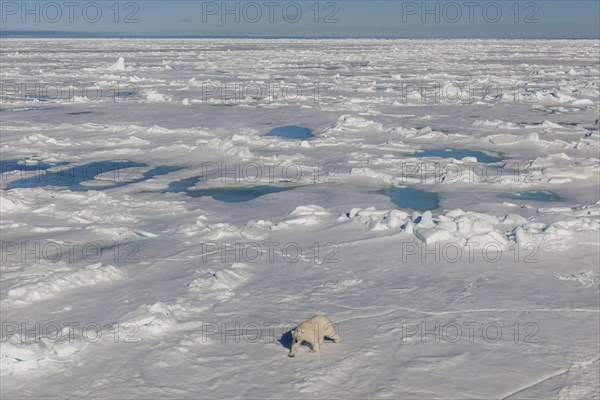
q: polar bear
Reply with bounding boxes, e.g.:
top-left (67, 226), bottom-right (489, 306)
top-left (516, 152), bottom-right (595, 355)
top-left (288, 314), bottom-right (341, 358)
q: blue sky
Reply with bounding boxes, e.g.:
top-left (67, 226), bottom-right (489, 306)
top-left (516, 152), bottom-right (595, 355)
top-left (1, 0), bottom-right (599, 38)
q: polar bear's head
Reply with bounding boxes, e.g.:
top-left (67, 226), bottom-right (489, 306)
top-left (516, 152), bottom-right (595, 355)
top-left (292, 328), bottom-right (304, 344)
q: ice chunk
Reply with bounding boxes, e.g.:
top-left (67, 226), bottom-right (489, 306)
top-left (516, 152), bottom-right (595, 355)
top-left (415, 228), bottom-right (451, 244)
top-left (146, 90), bottom-right (166, 102)
top-left (108, 57), bottom-right (126, 71)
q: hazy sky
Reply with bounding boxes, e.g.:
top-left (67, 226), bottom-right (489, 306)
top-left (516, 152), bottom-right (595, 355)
top-left (1, 0), bottom-right (599, 38)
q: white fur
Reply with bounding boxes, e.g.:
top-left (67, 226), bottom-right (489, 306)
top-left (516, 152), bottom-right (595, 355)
top-left (288, 314), bottom-right (341, 358)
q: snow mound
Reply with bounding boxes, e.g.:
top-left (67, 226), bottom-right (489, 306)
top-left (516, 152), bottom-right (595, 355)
top-left (212, 264), bottom-right (251, 290)
top-left (274, 205), bottom-right (330, 229)
top-left (113, 300), bottom-right (195, 338)
top-left (0, 195), bottom-right (29, 213)
top-left (555, 272), bottom-right (599, 287)
top-left (1, 340), bottom-right (53, 375)
top-left (1, 327), bottom-right (89, 375)
top-left (189, 263), bottom-right (252, 299)
top-left (188, 263), bottom-right (252, 291)
top-left (241, 220), bottom-right (273, 240)
top-left (6, 263), bottom-right (125, 303)
top-left (201, 223), bottom-right (242, 240)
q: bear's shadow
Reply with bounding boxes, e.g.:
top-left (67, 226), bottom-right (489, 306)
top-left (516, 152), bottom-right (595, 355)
top-left (278, 329), bottom-right (336, 352)
top-left (279, 329), bottom-right (294, 351)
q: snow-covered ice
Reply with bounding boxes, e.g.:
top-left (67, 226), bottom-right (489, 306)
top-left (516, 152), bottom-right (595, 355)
top-left (0, 39), bottom-right (599, 399)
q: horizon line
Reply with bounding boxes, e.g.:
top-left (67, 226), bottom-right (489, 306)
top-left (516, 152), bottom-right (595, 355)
top-left (1, 31), bottom-right (598, 40)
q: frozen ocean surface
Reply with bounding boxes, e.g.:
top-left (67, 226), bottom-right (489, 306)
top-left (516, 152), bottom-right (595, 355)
top-left (501, 190), bottom-right (563, 203)
top-left (381, 186), bottom-right (440, 211)
top-left (0, 38), bottom-right (598, 399)
top-left (266, 125), bottom-right (314, 139)
top-left (163, 178), bottom-right (298, 202)
top-left (407, 148), bottom-right (504, 163)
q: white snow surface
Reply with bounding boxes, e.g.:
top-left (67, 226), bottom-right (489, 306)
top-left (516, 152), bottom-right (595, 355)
top-left (0, 39), bottom-right (599, 399)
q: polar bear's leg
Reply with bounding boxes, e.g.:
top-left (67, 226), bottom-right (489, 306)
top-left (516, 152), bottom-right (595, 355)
top-left (330, 332), bottom-right (341, 343)
top-left (309, 340), bottom-right (319, 353)
top-left (289, 341), bottom-right (300, 357)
